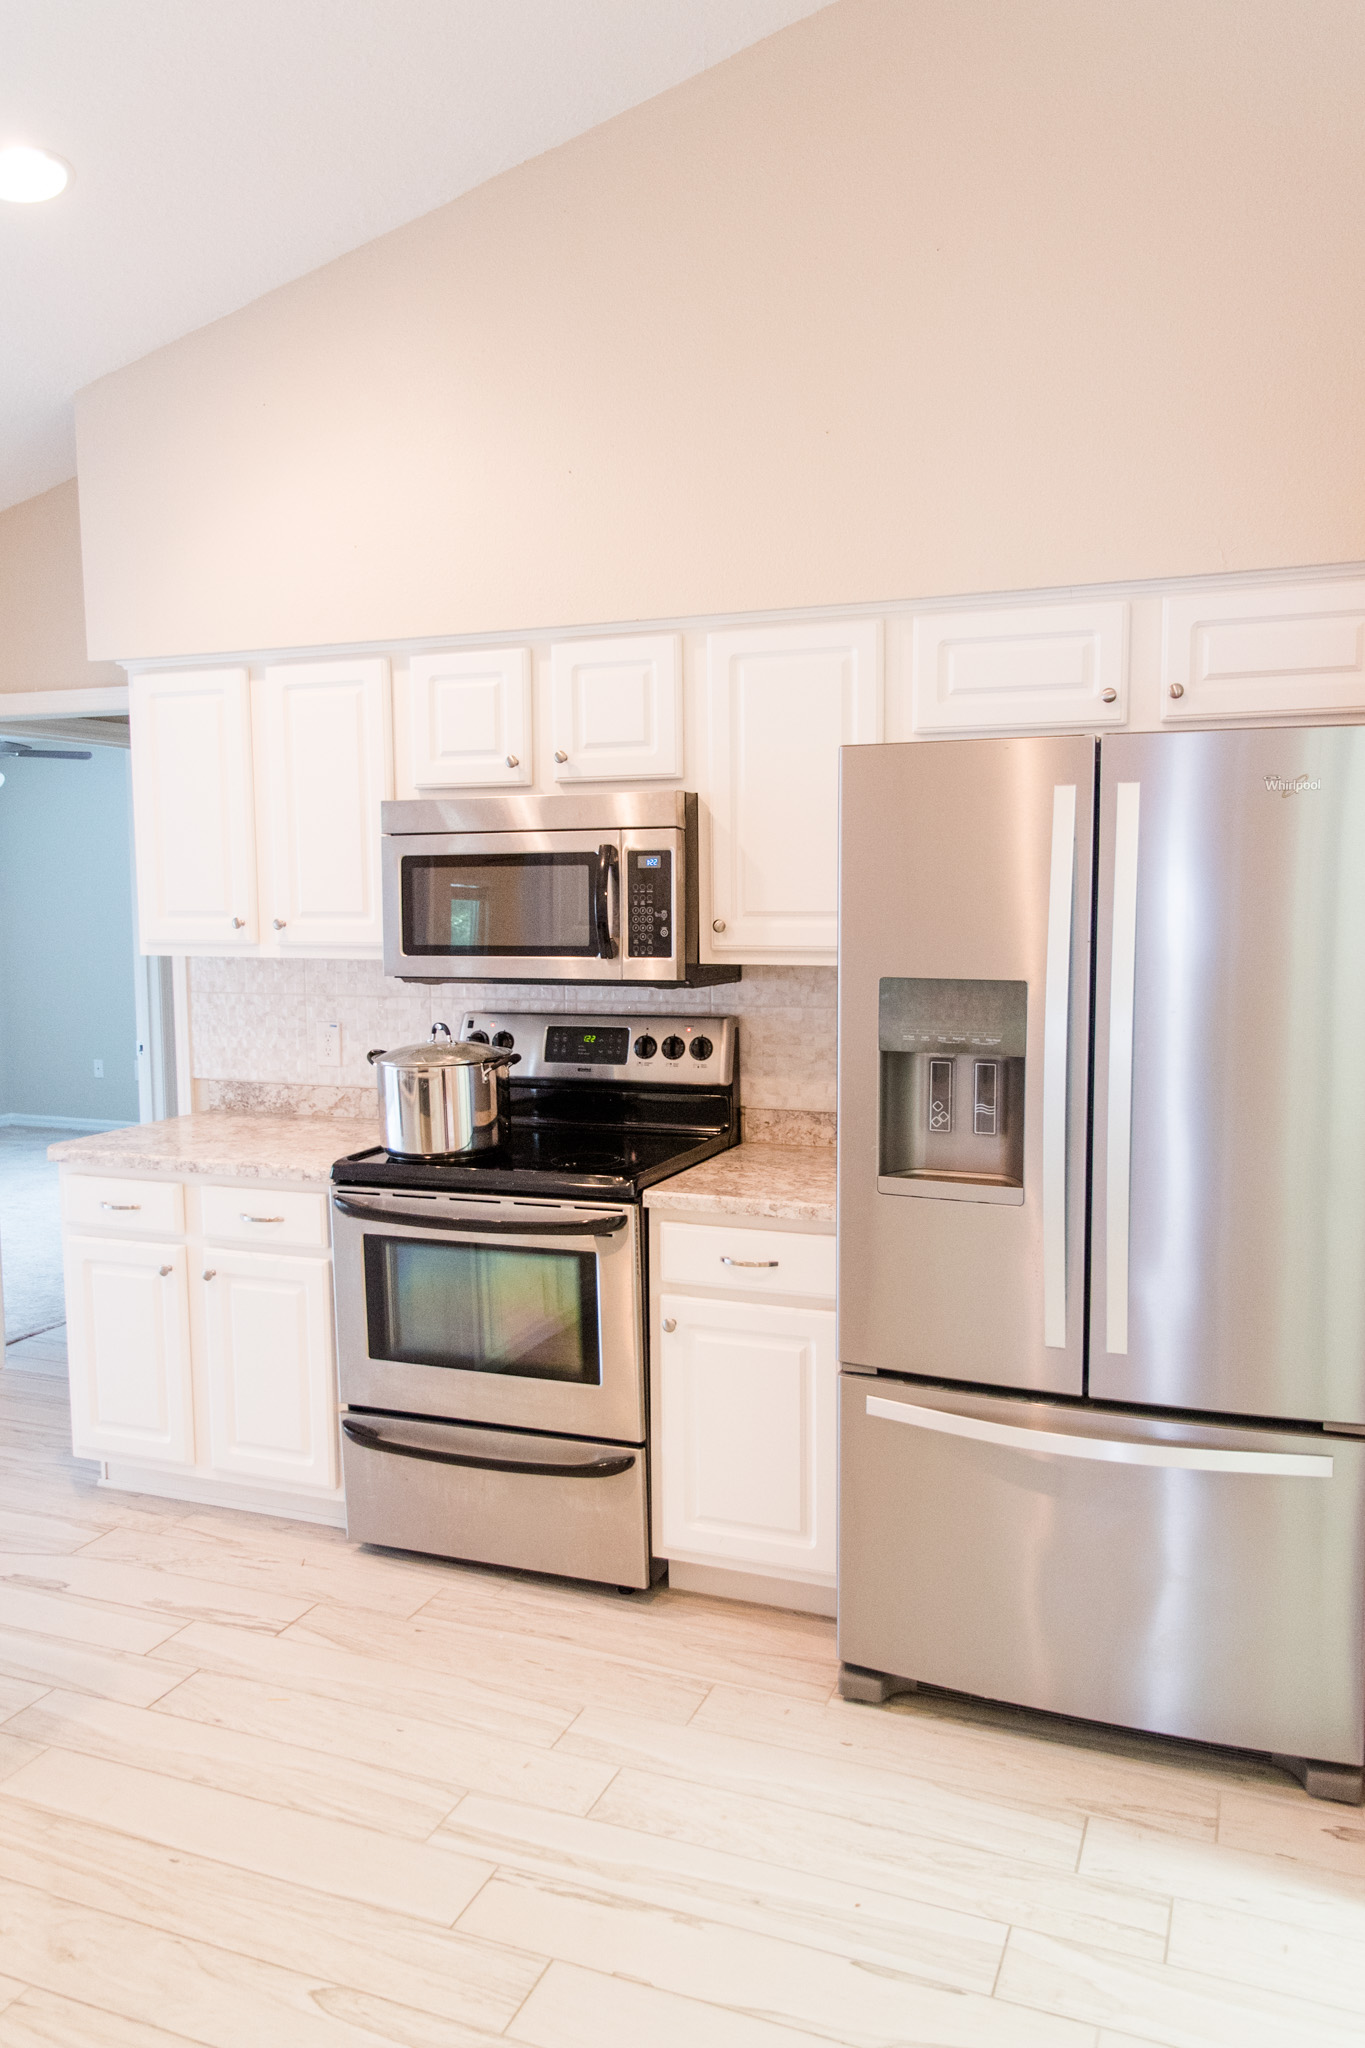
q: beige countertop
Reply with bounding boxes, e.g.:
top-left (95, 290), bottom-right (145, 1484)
top-left (645, 1141), bottom-right (835, 1223)
top-left (48, 1114), bottom-right (382, 1187)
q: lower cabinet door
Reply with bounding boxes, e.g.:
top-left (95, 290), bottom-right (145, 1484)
top-left (66, 1235), bottom-right (194, 1465)
top-left (659, 1293), bottom-right (836, 1578)
top-left (200, 1250), bottom-right (337, 1489)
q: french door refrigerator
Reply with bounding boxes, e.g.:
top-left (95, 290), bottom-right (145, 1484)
top-left (837, 727), bottom-right (1365, 1802)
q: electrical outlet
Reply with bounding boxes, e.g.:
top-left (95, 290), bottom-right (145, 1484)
top-left (316, 1021), bottom-right (342, 1069)
top-left (92, 1058), bottom-right (103, 1078)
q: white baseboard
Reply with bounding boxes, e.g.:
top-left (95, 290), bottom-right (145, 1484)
top-left (0, 1115), bottom-right (129, 1131)
top-left (100, 1461), bottom-right (347, 1527)
top-left (666, 1557), bottom-right (837, 1617)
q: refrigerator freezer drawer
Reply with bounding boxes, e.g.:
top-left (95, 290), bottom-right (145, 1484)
top-left (341, 1411), bottom-right (652, 1589)
top-left (839, 1376), bottom-right (1365, 1767)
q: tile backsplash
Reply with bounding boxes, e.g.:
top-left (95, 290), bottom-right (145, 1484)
top-left (188, 960), bottom-right (837, 1143)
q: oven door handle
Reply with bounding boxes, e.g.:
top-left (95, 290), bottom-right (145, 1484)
top-left (332, 1195), bottom-right (629, 1236)
top-left (342, 1417), bottom-right (636, 1479)
top-left (593, 843), bottom-right (618, 960)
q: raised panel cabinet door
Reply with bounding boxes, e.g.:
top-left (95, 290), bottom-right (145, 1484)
top-left (910, 601), bottom-right (1129, 734)
top-left (129, 667), bottom-right (257, 948)
top-left (1161, 579), bottom-right (1365, 722)
top-left (706, 620), bottom-right (882, 959)
top-left (200, 1250), bottom-right (337, 1490)
top-left (65, 1235), bottom-right (194, 1465)
top-left (550, 634), bottom-right (682, 780)
top-left (409, 647), bottom-right (532, 787)
top-left (658, 1292), bottom-right (836, 1579)
top-left (263, 657), bottom-right (393, 950)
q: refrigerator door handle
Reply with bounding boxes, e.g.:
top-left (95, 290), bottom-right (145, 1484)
top-left (1105, 782), bottom-right (1142, 1353)
top-left (865, 1396), bottom-right (1334, 1476)
top-left (1042, 784), bottom-right (1077, 1348)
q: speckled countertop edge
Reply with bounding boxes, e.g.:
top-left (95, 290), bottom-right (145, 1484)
top-left (48, 1114), bottom-right (382, 1188)
top-left (645, 1142), bottom-right (835, 1223)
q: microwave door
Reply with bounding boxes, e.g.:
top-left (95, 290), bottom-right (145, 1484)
top-left (382, 830), bottom-right (623, 981)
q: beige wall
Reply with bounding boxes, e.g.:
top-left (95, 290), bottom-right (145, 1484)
top-left (0, 480), bottom-right (124, 693)
top-left (76, 0), bottom-right (1365, 662)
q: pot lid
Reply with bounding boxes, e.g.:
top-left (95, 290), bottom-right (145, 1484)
top-left (368, 1023), bottom-right (517, 1069)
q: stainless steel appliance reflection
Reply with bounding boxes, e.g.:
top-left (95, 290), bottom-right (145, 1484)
top-left (838, 728), bottom-right (1365, 1803)
top-left (332, 1010), bottom-right (738, 1589)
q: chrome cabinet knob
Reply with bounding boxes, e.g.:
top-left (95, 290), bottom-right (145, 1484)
top-left (554, 750), bottom-right (568, 764)
top-left (1169, 682), bottom-right (1185, 699)
top-left (273, 918), bottom-right (287, 930)
top-left (159, 1265), bottom-right (173, 1278)
top-left (202, 1269), bottom-right (216, 1282)
top-left (232, 917), bottom-right (245, 929)
top-left (1101, 688), bottom-right (1118, 704)
top-left (662, 1317), bottom-right (677, 1334)
top-left (712, 918), bottom-right (726, 933)
top-left (506, 754), bottom-right (519, 769)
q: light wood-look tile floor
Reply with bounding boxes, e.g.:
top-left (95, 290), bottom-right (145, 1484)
top-left (0, 1367), bottom-right (1363, 2046)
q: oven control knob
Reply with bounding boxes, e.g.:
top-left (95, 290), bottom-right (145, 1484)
top-left (688, 1036), bottom-right (714, 1061)
top-left (466, 1029), bottom-right (489, 1043)
top-left (491, 1031), bottom-right (515, 1048)
top-left (661, 1035), bottom-right (685, 1061)
top-left (633, 1034), bottom-right (657, 1059)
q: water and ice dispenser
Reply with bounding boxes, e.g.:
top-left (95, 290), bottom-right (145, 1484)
top-left (877, 978), bottom-right (1026, 1204)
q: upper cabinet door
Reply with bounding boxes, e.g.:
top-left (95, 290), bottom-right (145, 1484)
top-left (911, 602), bottom-right (1129, 734)
top-left (550, 634), bottom-right (682, 780)
top-left (706, 620), bottom-right (882, 960)
top-left (1161, 579), bottom-right (1365, 722)
top-left (262, 657), bottom-right (393, 952)
top-left (130, 667), bottom-right (258, 949)
top-left (409, 647), bottom-right (531, 787)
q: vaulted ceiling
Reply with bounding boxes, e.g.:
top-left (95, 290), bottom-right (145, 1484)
top-left (0, 0), bottom-right (828, 510)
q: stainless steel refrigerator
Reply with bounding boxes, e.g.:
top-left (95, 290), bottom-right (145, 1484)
top-left (837, 727), bottom-right (1365, 1802)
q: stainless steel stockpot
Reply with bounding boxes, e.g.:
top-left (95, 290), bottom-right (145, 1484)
top-left (367, 1023), bottom-right (520, 1159)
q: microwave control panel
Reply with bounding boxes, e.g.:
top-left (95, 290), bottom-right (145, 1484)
top-left (626, 849), bottom-right (673, 959)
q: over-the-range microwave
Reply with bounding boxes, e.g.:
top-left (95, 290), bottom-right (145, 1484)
top-left (381, 792), bottom-right (740, 986)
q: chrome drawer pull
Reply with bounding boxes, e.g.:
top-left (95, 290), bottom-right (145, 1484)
top-left (101, 1201), bottom-right (141, 1212)
top-left (866, 1397), bottom-right (1334, 1476)
top-left (240, 1214), bottom-right (285, 1225)
top-left (342, 1417), bottom-right (635, 1479)
top-left (721, 1256), bottom-right (779, 1268)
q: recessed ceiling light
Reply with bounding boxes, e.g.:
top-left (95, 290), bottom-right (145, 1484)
top-left (0, 145), bottom-right (71, 204)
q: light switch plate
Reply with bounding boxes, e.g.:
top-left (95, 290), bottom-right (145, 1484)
top-left (316, 1021), bottom-right (341, 1068)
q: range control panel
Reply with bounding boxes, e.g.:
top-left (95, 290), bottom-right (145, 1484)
top-left (626, 849), bottom-right (673, 959)
top-left (458, 1011), bottom-right (736, 1085)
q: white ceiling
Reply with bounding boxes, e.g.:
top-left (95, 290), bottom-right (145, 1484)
top-left (0, 0), bottom-right (828, 512)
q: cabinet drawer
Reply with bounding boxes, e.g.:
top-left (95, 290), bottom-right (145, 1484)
top-left (658, 1220), bottom-right (834, 1300)
top-left (199, 1183), bottom-right (330, 1251)
top-left (64, 1175), bottom-right (185, 1238)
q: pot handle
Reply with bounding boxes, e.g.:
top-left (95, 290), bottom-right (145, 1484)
top-left (366, 1048), bottom-right (386, 1064)
top-left (430, 1021), bottom-right (453, 1041)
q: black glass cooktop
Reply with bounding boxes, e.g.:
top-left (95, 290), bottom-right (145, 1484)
top-left (333, 1122), bottom-right (733, 1202)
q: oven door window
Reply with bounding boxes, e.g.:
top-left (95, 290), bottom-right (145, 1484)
top-left (402, 852), bottom-right (598, 957)
top-left (363, 1235), bottom-right (602, 1383)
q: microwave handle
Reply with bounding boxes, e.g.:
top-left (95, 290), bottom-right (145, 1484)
top-left (332, 1195), bottom-right (629, 1236)
top-left (594, 844), bottom-right (618, 959)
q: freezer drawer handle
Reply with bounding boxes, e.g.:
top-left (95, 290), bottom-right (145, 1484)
top-left (332, 1196), bottom-right (628, 1237)
top-left (1106, 781), bottom-right (1142, 1354)
top-left (341, 1417), bottom-right (636, 1479)
top-left (865, 1396), bottom-right (1333, 1476)
top-left (1042, 783), bottom-right (1076, 1349)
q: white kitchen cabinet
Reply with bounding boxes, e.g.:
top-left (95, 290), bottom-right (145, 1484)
top-left (658, 1291), bottom-right (837, 1581)
top-left (262, 657), bottom-right (393, 951)
top-left (1161, 578), bottom-right (1365, 722)
top-left (910, 601), bottom-right (1129, 734)
top-left (129, 667), bottom-right (258, 948)
top-left (550, 634), bottom-right (682, 780)
top-left (705, 620), bottom-right (882, 960)
top-left (409, 647), bottom-right (532, 787)
top-left (65, 1234), bottom-right (194, 1466)
top-left (199, 1249), bottom-right (337, 1490)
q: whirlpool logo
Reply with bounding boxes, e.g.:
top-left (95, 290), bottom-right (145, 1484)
top-left (1264, 773), bottom-right (1322, 797)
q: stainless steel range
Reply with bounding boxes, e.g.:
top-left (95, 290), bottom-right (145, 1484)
top-left (332, 1010), bottom-right (737, 1589)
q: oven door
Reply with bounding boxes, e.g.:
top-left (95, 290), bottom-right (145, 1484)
top-left (382, 829), bottom-right (622, 981)
top-left (331, 1191), bottom-right (644, 1441)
